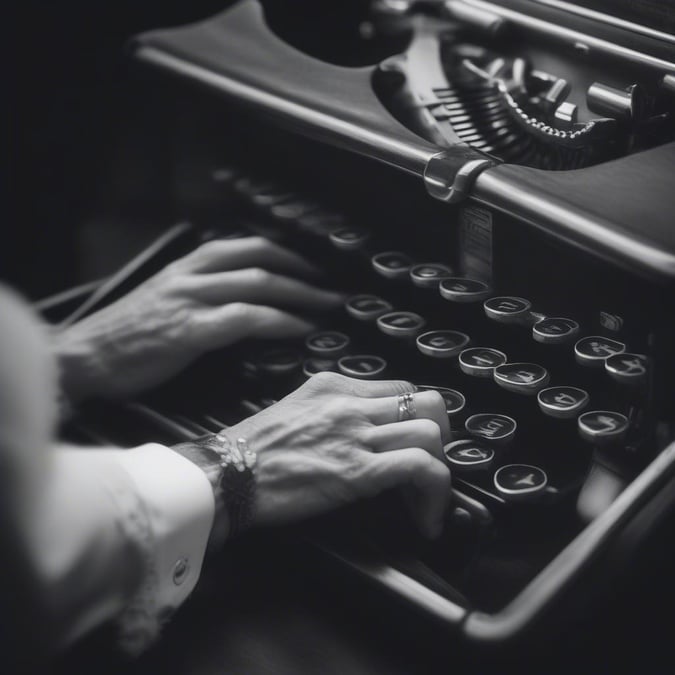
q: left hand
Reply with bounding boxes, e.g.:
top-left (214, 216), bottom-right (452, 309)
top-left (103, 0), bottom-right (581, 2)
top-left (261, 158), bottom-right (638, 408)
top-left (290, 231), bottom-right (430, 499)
top-left (53, 237), bottom-right (344, 400)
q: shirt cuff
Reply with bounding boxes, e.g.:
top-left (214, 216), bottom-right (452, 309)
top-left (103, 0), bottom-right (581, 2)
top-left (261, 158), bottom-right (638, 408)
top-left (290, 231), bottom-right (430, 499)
top-left (98, 443), bottom-right (215, 653)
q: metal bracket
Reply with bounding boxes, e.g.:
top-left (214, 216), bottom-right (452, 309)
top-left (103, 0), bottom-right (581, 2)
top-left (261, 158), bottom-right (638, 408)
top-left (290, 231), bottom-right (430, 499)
top-left (424, 149), bottom-right (496, 203)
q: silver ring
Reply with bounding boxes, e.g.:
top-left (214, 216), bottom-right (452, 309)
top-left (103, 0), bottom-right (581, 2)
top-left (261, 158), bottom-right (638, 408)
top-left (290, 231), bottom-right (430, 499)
top-left (397, 392), bottom-right (417, 422)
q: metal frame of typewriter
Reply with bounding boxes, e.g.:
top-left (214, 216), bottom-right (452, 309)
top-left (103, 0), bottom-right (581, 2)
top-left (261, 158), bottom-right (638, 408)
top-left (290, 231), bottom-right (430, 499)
top-left (113, 0), bottom-right (675, 646)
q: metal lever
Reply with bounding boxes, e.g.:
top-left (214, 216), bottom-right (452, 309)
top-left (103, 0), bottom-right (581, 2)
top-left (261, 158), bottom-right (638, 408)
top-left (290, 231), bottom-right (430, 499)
top-left (424, 150), bottom-right (495, 203)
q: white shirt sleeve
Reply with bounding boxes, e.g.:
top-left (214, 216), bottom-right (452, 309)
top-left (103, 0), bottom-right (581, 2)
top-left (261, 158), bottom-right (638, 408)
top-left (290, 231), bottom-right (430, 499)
top-left (39, 442), bottom-right (215, 652)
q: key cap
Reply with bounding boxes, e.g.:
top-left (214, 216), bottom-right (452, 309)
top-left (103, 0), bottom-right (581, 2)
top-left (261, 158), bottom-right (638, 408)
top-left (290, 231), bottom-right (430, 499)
top-left (532, 317), bottom-right (580, 344)
top-left (578, 410), bottom-right (629, 444)
top-left (302, 357), bottom-right (338, 378)
top-left (484, 296), bottom-right (532, 323)
top-left (605, 353), bottom-right (649, 385)
top-left (417, 385), bottom-right (466, 417)
top-left (257, 349), bottom-right (303, 376)
top-left (371, 251), bottom-right (414, 280)
top-left (439, 277), bottom-right (491, 303)
top-left (416, 330), bottom-right (470, 358)
top-left (575, 336), bottom-right (626, 367)
top-left (459, 347), bottom-right (507, 377)
top-left (465, 413), bottom-right (517, 444)
top-left (345, 294), bottom-right (393, 321)
top-left (410, 263), bottom-right (454, 288)
top-left (377, 311), bottom-right (426, 338)
top-left (329, 227), bottom-right (370, 251)
top-left (484, 294), bottom-right (533, 322)
top-left (494, 464), bottom-right (548, 500)
top-left (338, 355), bottom-right (387, 379)
top-left (494, 363), bottom-right (550, 395)
top-left (305, 331), bottom-right (350, 357)
top-left (538, 386), bottom-right (589, 419)
top-left (444, 439), bottom-right (494, 471)
top-left (270, 199), bottom-right (320, 221)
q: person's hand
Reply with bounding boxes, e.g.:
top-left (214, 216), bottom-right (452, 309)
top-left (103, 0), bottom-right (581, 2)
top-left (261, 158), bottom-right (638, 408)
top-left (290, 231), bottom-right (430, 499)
top-left (53, 237), bottom-right (344, 401)
top-left (226, 372), bottom-right (452, 539)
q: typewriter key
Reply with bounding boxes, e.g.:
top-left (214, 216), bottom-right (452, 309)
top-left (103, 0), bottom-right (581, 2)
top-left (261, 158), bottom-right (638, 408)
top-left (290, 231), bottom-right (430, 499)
top-left (605, 353), bottom-right (649, 385)
top-left (297, 211), bottom-right (345, 236)
top-left (305, 331), bottom-right (350, 357)
top-left (459, 347), bottom-right (508, 377)
top-left (416, 330), bottom-right (470, 358)
top-left (257, 349), bottom-right (303, 376)
top-left (302, 358), bottom-right (337, 378)
top-left (371, 251), bottom-right (414, 280)
top-left (345, 295), bottom-right (393, 321)
top-left (439, 278), bottom-right (491, 303)
top-left (465, 413), bottom-right (516, 444)
top-left (270, 200), bottom-right (320, 221)
top-left (417, 386), bottom-right (466, 417)
top-left (484, 296), bottom-right (532, 323)
top-left (338, 355), bottom-right (387, 379)
top-left (494, 465), bottom-right (548, 500)
top-left (532, 317), bottom-right (580, 344)
top-left (538, 386), bottom-right (589, 419)
top-left (574, 336), bottom-right (626, 367)
top-left (250, 187), bottom-right (295, 207)
top-left (329, 227), bottom-right (370, 251)
top-left (494, 363), bottom-right (550, 395)
top-left (578, 411), bottom-right (629, 444)
top-left (377, 311), bottom-right (426, 338)
top-left (444, 439), bottom-right (494, 471)
top-left (410, 263), bottom-right (453, 288)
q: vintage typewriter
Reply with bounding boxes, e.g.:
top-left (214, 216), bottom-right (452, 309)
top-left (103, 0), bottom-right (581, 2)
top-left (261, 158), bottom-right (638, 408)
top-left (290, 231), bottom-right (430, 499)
top-left (58, 0), bottom-right (675, 661)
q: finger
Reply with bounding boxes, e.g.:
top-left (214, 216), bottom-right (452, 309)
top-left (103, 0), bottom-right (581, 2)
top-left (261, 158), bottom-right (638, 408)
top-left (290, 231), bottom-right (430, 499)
top-left (195, 302), bottom-right (316, 349)
top-left (174, 236), bottom-right (322, 277)
top-left (361, 419), bottom-right (444, 461)
top-left (368, 448), bottom-right (451, 539)
top-left (301, 371), bottom-right (415, 398)
top-left (184, 268), bottom-right (344, 309)
top-left (361, 390), bottom-right (451, 442)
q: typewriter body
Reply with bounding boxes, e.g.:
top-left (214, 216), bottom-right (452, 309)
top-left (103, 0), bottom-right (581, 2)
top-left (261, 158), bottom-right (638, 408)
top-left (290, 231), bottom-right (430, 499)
top-left (54, 0), bottom-right (675, 667)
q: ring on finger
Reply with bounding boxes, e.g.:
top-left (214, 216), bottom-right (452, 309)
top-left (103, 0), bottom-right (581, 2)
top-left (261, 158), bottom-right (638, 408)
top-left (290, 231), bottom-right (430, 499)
top-left (397, 392), bottom-right (417, 422)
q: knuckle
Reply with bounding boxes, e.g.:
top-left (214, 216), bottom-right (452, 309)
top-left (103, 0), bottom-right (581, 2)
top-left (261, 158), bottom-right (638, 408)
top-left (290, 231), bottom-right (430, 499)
top-left (307, 370), bottom-right (347, 391)
top-left (245, 267), bottom-right (272, 285)
top-left (415, 418), bottom-right (442, 442)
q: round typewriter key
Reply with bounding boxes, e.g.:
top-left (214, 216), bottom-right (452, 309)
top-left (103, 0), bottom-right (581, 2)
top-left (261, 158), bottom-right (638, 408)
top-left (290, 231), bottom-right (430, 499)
top-left (494, 464), bottom-right (548, 500)
top-left (302, 357), bottom-right (337, 378)
top-left (257, 349), bottom-right (302, 376)
top-left (371, 251), bottom-right (414, 280)
top-left (305, 331), bottom-right (350, 357)
top-left (416, 330), bottom-right (470, 358)
top-left (459, 347), bottom-right (508, 378)
top-left (329, 227), bottom-right (370, 251)
top-left (250, 187), bottom-right (294, 207)
top-left (574, 336), bottom-right (626, 367)
top-left (233, 176), bottom-right (273, 197)
top-left (465, 413), bottom-right (516, 444)
top-left (338, 355), bottom-right (387, 379)
top-left (605, 353), bottom-right (649, 385)
top-left (578, 410), bottom-right (629, 444)
top-left (444, 439), bottom-right (494, 471)
top-left (270, 200), bottom-right (320, 221)
top-left (439, 277), bottom-right (491, 303)
top-left (494, 363), bottom-right (550, 395)
top-left (484, 296), bottom-right (532, 323)
top-left (537, 386), bottom-right (589, 419)
top-left (297, 211), bottom-right (345, 236)
top-left (417, 385), bottom-right (466, 417)
top-left (377, 311), bottom-right (426, 338)
top-left (410, 263), bottom-right (453, 288)
top-left (532, 317), bottom-right (580, 344)
top-left (345, 295), bottom-right (393, 321)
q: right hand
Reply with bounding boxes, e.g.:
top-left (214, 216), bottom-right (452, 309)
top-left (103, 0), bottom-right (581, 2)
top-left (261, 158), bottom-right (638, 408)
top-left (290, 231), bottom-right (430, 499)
top-left (226, 372), bottom-right (453, 539)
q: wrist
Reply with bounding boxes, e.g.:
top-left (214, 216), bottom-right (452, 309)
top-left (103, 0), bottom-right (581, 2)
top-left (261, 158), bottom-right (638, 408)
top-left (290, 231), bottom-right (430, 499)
top-left (171, 439), bottom-right (231, 549)
top-left (52, 328), bottom-right (106, 404)
top-left (171, 432), bottom-right (257, 548)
